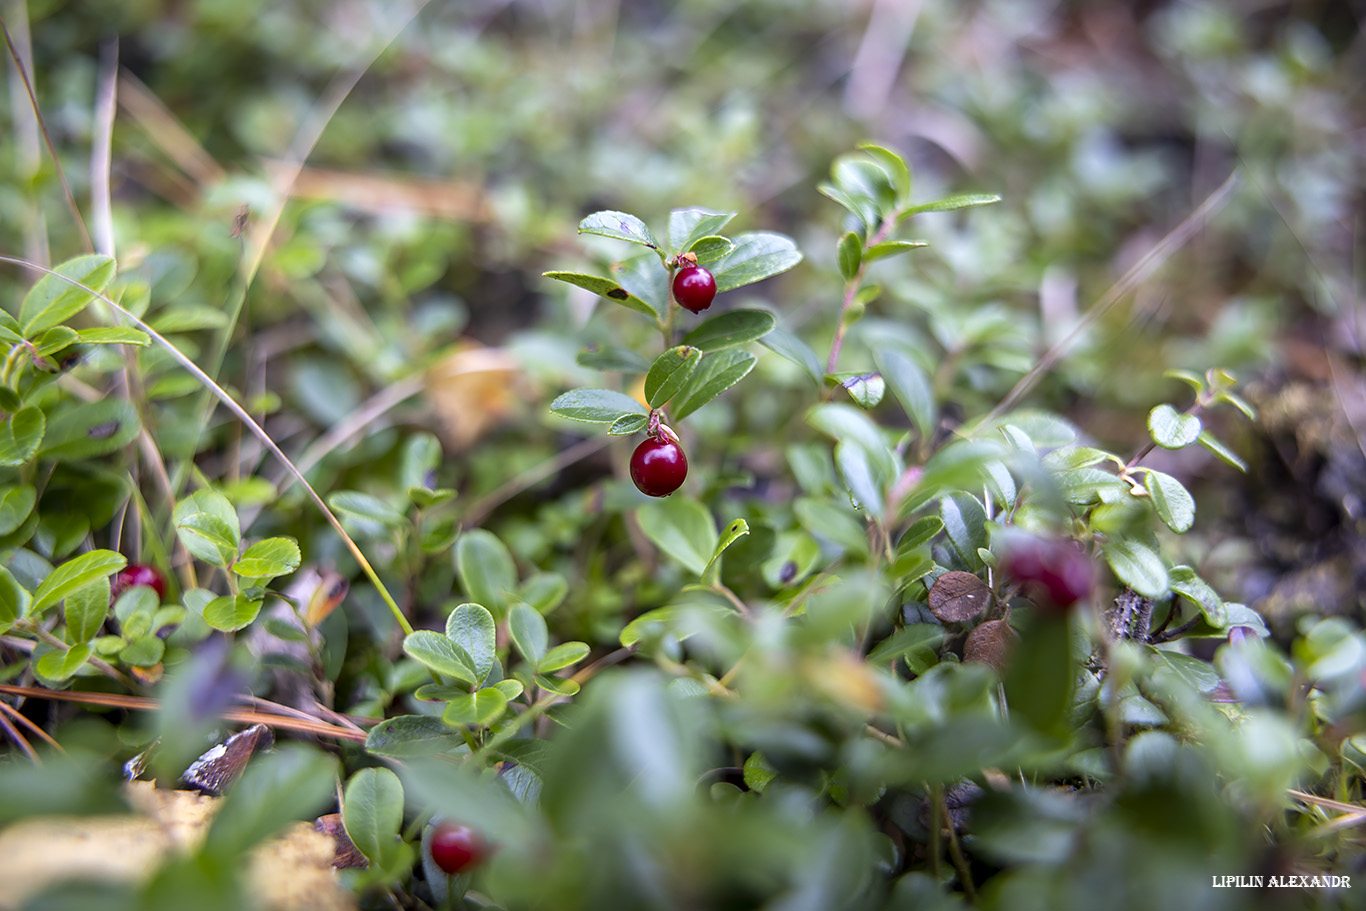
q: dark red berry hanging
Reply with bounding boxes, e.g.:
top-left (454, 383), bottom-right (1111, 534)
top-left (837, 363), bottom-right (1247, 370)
top-left (999, 535), bottom-right (1094, 614)
top-left (630, 432), bottom-right (688, 497)
top-left (113, 564), bottom-right (167, 601)
top-left (672, 265), bottom-right (717, 313)
top-left (429, 822), bottom-right (489, 875)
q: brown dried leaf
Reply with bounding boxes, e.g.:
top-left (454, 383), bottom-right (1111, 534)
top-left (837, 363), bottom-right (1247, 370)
top-left (964, 619), bottom-right (1017, 673)
top-left (928, 571), bottom-right (992, 623)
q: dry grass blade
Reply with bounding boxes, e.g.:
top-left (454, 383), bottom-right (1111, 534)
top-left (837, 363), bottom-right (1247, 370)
top-left (976, 169), bottom-right (1242, 430)
top-left (116, 67), bottom-right (226, 187)
top-left (0, 255), bottom-right (413, 637)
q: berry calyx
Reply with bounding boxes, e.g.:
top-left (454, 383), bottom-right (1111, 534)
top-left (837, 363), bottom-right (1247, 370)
top-left (999, 535), bottom-right (1094, 614)
top-left (113, 564), bottom-right (166, 601)
top-left (428, 823), bottom-right (489, 876)
top-left (630, 432), bottom-right (688, 497)
top-left (672, 265), bottom-right (717, 313)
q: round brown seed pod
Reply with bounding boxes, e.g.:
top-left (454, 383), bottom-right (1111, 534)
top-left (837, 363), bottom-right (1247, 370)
top-left (928, 571), bottom-right (992, 623)
top-left (964, 618), bottom-right (1017, 673)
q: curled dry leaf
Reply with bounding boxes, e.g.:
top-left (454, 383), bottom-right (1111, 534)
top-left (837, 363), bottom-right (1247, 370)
top-left (928, 571), bottom-right (992, 623)
top-left (964, 619), bottom-right (1017, 673)
top-left (315, 813), bottom-right (369, 869)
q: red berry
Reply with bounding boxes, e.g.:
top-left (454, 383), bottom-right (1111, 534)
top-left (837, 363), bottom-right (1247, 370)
top-left (630, 435), bottom-right (688, 497)
top-left (113, 564), bottom-right (166, 601)
top-left (429, 823), bottom-right (488, 875)
top-left (999, 536), bottom-right (1094, 613)
top-left (672, 265), bottom-right (717, 313)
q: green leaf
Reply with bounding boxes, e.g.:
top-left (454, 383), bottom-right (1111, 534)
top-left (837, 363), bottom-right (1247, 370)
top-left (875, 348), bottom-right (936, 440)
top-left (864, 240), bottom-right (928, 261)
top-left (704, 517), bottom-right (750, 574)
top-left (578, 210), bottom-right (659, 250)
top-left (836, 439), bottom-right (885, 517)
top-left (442, 688), bottom-right (509, 727)
top-left (31, 550), bottom-right (126, 617)
top-left (898, 516), bottom-right (944, 553)
top-left (172, 490), bottom-right (240, 561)
top-left (403, 630), bottom-right (477, 686)
top-left (837, 231), bottom-right (862, 280)
top-left (1143, 469), bottom-right (1195, 534)
top-left (668, 208), bottom-right (737, 254)
top-left (399, 432), bottom-right (442, 492)
top-left (202, 594), bottom-right (263, 631)
top-left (446, 603), bottom-right (497, 684)
top-left (454, 529), bottom-right (517, 615)
top-left (858, 142), bottom-right (912, 203)
top-left (537, 641), bottom-right (590, 674)
top-left (644, 345), bottom-right (703, 408)
top-left (681, 309), bottom-right (776, 351)
top-left (492, 678), bottom-right (525, 701)
top-left (543, 271), bottom-right (658, 321)
top-left (829, 372), bottom-right (885, 408)
top-left (867, 624), bottom-right (944, 664)
top-left (74, 327), bottom-right (150, 346)
top-left (708, 232), bottom-right (802, 292)
top-left (234, 537), bottom-right (302, 579)
top-left (365, 715), bottom-right (466, 759)
top-left (1004, 613), bottom-right (1073, 735)
top-left (940, 492), bottom-right (987, 569)
top-left (577, 345), bottom-right (651, 373)
top-left (613, 255), bottom-right (670, 320)
top-left (607, 413), bottom-right (649, 436)
top-left (33, 326), bottom-right (78, 357)
top-left (759, 328), bottom-right (823, 384)
top-left (794, 496), bottom-right (869, 556)
top-left (1169, 566), bottom-right (1226, 627)
top-left (19, 254), bottom-right (116, 337)
top-left (669, 350), bottom-right (756, 420)
top-left (119, 633), bottom-right (164, 667)
top-left (549, 388), bottom-right (647, 424)
top-left (509, 602), bottom-right (549, 667)
top-left (1197, 431), bottom-right (1247, 472)
top-left (686, 235), bottom-right (735, 264)
top-left (1103, 538), bottom-right (1169, 598)
top-left (65, 577), bottom-right (110, 644)
top-left (35, 643), bottom-right (92, 680)
top-left (327, 491), bottom-right (405, 530)
top-left (638, 496), bottom-right (718, 576)
top-left (343, 767), bottom-right (405, 868)
top-left (0, 567), bottom-right (30, 633)
top-left (0, 485), bottom-right (36, 535)
top-left (1147, 404), bottom-right (1201, 449)
top-left (176, 513), bottom-right (240, 567)
top-left (904, 193), bottom-right (1002, 216)
top-left (534, 675), bottom-right (580, 696)
top-left (37, 397), bottom-right (140, 461)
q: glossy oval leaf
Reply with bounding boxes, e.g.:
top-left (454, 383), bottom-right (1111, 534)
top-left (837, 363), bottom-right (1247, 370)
top-left (836, 439), bottom-right (884, 518)
top-left (0, 567), bottom-right (30, 633)
top-left (709, 232), bottom-right (802, 292)
top-left (509, 601), bottom-right (549, 667)
top-left (203, 594), bottom-right (264, 631)
top-left (668, 208), bottom-right (737, 253)
top-left (644, 345), bottom-right (703, 408)
top-left (1148, 404), bottom-right (1201, 450)
top-left (442, 688), bottom-right (509, 727)
top-left (446, 602), bottom-right (497, 683)
top-left (1143, 469), bottom-right (1195, 534)
top-left (638, 496), bottom-right (718, 576)
top-left (537, 641), bottom-right (590, 674)
top-left (837, 231), bottom-right (862, 280)
top-left (365, 715), bottom-right (466, 759)
top-left (234, 537), bottom-right (302, 579)
top-left (543, 271), bottom-right (657, 321)
top-left (327, 491), bottom-right (406, 530)
top-left (875, 348), bottom-right (936, 440)
top-left (681, 309), bottom-right (776, 351)
top-left (37, 397), bottom-right (140, 461)
top-left (577, 210), bottom-right (659, 250)
top-left (829, 372), bottom-right (885, 409)
top-left (1103, 538), bottom-right (1169, 598)
top-left (940, 492), bottom-right (988, 569)
top-left (454, 529), bottom-right (517, 615)
top-left (65, 577), bottom-right (110, 644)
top-left (74, 327), bottom-right (150, 346)
top-left (0, 407), bottom-right (45, 467)
top-left (31, 550), bottom-right (126, 617)
top-left (549, 388), bottom-right (647, 424)
top-left (0, 485), bottom-right (36, 536)
top-left (20, 254), bottom-right (116, 337)
top-left (343, 767), bottom-right (405, 867)
top-left (35, 643), bottom-right (92, 681)
top-left (403, 630), bottom-right (477, 686)
top-left (607, 413), bottom-right (649, 436)
top-left (904, 193), bottom-right (1002, 217)
top-left (669, 350), bottom-right (756, 421)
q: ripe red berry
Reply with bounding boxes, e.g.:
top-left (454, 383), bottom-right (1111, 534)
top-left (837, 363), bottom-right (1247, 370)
top-left (999, 536), bottom-right (1094, 614)
top-left (113, 564), bottom-right (166, 601)
top-left (672, 265), bottom-right (717, 313)
top-left (429, 823), bottom-right (488, 875)
top-left (630, 435), bottom-right (688, 497)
